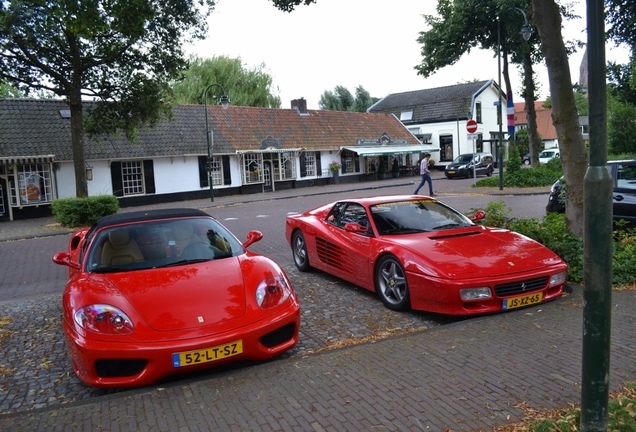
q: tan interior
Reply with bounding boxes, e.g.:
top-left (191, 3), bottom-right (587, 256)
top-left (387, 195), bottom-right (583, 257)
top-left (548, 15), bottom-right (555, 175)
top-left (100, 230), bottom-right (144, 267)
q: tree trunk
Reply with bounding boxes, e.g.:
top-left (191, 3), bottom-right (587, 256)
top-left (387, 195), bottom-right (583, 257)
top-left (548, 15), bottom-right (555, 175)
top-left (522, 52), bottom-right (542, 166)
top-left (69, 91), bottom-right (88, 198)
top-left (531, 0), bottom-right (588, 237)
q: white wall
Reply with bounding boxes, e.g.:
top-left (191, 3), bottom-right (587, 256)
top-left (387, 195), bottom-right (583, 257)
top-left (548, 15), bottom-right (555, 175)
top-left (153, 157), bottom-right (200, 193)
top-left (410, 85), bottom-right (502, 165)
top-left (55, 162), bottom-right (78, 199)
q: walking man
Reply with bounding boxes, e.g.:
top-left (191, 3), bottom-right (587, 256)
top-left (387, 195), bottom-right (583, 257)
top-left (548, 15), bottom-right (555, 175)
top-left (414, 153), bottom-right (435, 196)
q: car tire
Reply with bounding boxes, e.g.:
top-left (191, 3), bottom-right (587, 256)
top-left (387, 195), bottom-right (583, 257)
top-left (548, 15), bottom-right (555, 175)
top-left (487, 167), bottom-right (493, 177)
top-left (292, 231), bottom-right (311, 272)
top-left (524, 160), bottom-right (530, 165)
top-left (375, 255), bottom-right (410, 311)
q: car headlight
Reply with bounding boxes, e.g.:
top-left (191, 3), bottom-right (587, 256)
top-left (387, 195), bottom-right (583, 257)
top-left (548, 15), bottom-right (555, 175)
top-left (549, 271), bottom-right (567, 287)
top-left (74, 304), bottom-right (134, 335)
top-left (255, 275), bottom-right (292, 309)
top-left (460, 287), bottom-right (492, 301)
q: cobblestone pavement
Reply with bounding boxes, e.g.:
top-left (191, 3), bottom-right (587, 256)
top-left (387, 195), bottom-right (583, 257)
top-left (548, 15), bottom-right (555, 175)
top-left (3, 175), bottom-right (624, 430)
top-left (1, 287), bottom-right (635, 431)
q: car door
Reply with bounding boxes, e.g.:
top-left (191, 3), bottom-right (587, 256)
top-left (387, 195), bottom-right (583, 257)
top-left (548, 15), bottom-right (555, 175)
top-left (612, 161), bottom-right (636, 226)
top-left (323, 202), bottom-right (373, 286)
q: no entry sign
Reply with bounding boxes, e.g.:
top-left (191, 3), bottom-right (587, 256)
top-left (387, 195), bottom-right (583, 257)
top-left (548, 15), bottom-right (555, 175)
top-left (466, 119), bottom-right (478, 133)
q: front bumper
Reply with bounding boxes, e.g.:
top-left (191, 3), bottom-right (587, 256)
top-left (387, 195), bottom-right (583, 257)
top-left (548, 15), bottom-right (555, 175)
top-left (405, 266), bottom-right (567, 316)
top-left (63, 304), bottom-right (300, 388)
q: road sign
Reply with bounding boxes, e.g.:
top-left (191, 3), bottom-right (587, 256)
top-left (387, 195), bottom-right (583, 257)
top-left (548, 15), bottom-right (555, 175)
top-left (466, 119), bottom-right (478, 133)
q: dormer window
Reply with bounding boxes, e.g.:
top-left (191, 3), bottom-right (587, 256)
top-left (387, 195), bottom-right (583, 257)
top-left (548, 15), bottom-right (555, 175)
top-left (400, 110), bottom-right (413, 121)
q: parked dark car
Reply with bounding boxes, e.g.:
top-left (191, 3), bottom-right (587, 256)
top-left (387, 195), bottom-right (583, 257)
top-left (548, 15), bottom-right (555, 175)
top-left (546, 160), bottom-right (636, 228)
top-left (523, 154), bottom-right (531, 165)
top-left (445, 152), bottom-right (494, 179)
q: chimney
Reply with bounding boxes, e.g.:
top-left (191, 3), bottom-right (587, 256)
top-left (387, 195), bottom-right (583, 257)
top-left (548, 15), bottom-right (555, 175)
top-left (291, 98), bottom-right (308, 114)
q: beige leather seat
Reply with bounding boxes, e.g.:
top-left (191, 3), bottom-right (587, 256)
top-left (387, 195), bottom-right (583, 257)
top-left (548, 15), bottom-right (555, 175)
top-left (171, 221), bottom-right (199, 254)
top-left (100, 230), bottom-right (144, 267)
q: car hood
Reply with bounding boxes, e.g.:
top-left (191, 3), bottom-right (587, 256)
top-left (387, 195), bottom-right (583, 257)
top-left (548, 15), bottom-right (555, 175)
top-left (446, 162), bottom-right (470, 169)
top-left (102, 257), bottom-right (246, 331)
top-left (392, 227), bottom-right (562, 279)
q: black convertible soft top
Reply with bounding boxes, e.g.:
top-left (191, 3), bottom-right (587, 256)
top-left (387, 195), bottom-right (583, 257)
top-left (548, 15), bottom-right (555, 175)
top-left (91, 208), bottom-right (210, 231)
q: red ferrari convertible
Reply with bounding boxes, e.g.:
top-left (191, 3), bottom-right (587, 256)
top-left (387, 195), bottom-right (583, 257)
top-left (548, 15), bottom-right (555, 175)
top-left (285, 195), bottom-right (567, 315)
top-left (53, 208), bottom-right (300, 388)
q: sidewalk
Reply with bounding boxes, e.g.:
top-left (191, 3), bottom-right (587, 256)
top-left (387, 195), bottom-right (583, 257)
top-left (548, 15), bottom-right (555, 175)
top-left (1, 285), bottom-right (634, 431)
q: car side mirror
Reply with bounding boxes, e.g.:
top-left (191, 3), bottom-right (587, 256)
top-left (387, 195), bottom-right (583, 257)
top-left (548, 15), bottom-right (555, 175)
top-left (243, 230), bottom-right (263, 248)
top-left (344, 222), bottom-right (369, 233)
top-left (468, 210), bottom-right (486, 221)
top-left (52, 252), bottom-right (81, 269)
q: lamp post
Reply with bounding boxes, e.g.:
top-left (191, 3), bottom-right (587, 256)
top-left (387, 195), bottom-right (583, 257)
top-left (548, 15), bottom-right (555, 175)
top-left (497, 7), bottom-right (533, 190)
top-left (203, 84), bottom-right (230, 201)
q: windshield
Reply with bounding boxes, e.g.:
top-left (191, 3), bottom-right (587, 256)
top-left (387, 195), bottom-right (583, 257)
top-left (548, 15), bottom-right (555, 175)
top-left (370, 199), bottom-right (474, 235)
top-left (85, 217), bottom-right (244, 272)
top-left (453, 154), bottom-right (474, 164)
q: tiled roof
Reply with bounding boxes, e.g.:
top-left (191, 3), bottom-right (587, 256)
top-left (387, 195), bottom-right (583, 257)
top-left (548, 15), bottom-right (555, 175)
top-left (0, 99), bottom-right (418, 161)
top-left (206, 105), bottom-right (420, 151)
top-left (514, 101), bottom-right (557, 140)
top-left (0, 98), bottom-right (213, 161)
top-left (367, 80), bottom-right (496, 124)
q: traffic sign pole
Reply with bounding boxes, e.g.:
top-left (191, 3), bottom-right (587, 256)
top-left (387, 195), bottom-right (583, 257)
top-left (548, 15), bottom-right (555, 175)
top-left (466, 120), bottom-right (478, 185)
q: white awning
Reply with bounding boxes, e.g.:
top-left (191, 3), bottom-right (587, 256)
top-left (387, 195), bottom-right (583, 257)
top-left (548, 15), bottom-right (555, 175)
top-left (236, 148), bottom-right (303, 154)
top-left (0, 155), bottom-right (56, 165)
top-left (341, 145), bottom-right (439, 157)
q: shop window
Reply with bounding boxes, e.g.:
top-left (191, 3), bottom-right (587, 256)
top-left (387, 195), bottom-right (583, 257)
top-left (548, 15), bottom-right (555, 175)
top-left (10, 164), bottom-right (53, 206)
top-left (243, 153), bottom-right (263, 183)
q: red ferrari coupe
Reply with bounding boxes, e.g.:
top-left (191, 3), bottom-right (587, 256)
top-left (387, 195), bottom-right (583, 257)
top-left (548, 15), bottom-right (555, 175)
top-left (53, 208), bottom-right (300, 388)
top-left (285, 195), bottom-right (567, 315)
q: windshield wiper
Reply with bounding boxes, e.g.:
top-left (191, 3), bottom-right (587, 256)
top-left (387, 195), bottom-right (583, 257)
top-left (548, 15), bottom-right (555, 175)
top-left (156, 258), bottom-right (212, 268)
top-left (92, 267), bottom-right (133, 273)
top-left (383, 228), bottom-right (428, 234)
top-left (432, 223), bottom-right (465, 231)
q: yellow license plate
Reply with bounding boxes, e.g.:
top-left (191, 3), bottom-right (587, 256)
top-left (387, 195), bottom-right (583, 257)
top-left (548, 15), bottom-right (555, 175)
top-left (503, 292), bottom-right (543, 310)
top-left (172, 340), bottom-right (243, 368)
top-left (448, 170), bottom-right (456, 174)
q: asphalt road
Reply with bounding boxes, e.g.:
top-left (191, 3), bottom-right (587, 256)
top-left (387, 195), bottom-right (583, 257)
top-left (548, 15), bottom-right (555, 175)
top-left (0, 177), bottom-right (550, 304)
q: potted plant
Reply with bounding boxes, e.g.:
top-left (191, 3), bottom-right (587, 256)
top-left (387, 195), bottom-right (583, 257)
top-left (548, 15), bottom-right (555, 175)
top-left (391, 159), bottom-right (400, 178)
top-left (329, 161), bottom-right (341, 184)
top-left (377, 159), bottom-right (387, 180)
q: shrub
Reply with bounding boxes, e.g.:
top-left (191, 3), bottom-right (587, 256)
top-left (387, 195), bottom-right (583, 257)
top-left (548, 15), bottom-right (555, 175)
top-left (507, 146), bottom-right (522, 175)
top-left (51, 195), bottom-right (119, 228)
top-left (475, 162), bottom-right (562, 188)
top-left (475, 201), bottom-right (636, 287)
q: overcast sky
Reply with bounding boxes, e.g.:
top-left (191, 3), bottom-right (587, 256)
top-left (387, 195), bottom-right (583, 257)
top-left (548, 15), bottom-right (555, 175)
top-left (187, 0), bottom-right (629, 110)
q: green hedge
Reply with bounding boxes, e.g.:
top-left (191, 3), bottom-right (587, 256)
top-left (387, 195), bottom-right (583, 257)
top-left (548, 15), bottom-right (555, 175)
top-left (51, 195), bottom-right (120, 228)
top-left (475, 157), bottom-right (563, 188)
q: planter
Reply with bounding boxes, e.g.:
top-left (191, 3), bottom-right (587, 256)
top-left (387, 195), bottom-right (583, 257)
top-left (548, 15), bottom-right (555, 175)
top-left (377, 173), bottom-right (387, 180)
top-left (392, 172), bottom-right (400, 178)
top-left (332, 170), bottom-right (339, 184)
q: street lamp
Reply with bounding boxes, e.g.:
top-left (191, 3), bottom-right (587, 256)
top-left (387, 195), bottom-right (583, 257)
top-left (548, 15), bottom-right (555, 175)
top-left (203, 84), bottom-right (230, 201)
top-left (497, 7), bottom-right (533, 190)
